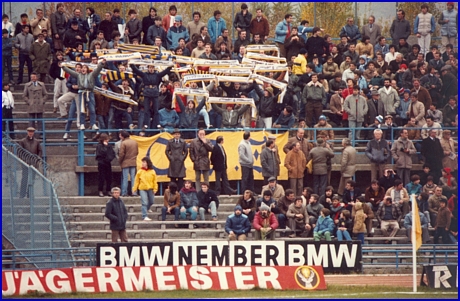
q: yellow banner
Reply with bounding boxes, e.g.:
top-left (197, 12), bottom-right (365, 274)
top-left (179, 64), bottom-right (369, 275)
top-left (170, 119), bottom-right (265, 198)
top-left (131, 131), bottom-right (289, 183)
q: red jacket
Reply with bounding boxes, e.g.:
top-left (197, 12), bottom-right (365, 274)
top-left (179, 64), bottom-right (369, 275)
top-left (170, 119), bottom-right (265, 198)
top-left (253, 212), bottom-right (279, 231)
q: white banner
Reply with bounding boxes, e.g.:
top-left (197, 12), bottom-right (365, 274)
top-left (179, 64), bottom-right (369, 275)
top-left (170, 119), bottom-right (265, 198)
top-left (94, 86), bottom-right (138, 106)
top-left (99, 52), bottom-right (142, 61)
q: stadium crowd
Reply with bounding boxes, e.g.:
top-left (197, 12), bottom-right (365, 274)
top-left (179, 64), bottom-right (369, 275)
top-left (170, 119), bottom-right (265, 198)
top-left (2, 3), bottom-right (458, 244)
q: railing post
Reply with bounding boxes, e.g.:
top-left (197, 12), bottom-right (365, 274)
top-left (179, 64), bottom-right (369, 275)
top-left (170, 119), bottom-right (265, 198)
top-left (78, 130), bottom-right (85, 196)
top-left (49, 182), bottom-right (54, 249)
top-left (29, 166), bottom-right (35, 249)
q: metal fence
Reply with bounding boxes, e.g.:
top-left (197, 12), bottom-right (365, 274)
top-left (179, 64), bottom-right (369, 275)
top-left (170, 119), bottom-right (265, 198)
top-left (2, 145), bottom-right (74, 269)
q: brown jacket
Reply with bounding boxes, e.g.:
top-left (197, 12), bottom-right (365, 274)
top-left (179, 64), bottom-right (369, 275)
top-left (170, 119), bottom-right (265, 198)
top-left (403, 123), bottom-right (421, 140)
top-left (436, 206), bottom-right (451, 229)
top-left (352, 202), bottom-right (367, 233)
top-left (286, 203), bottom-right (309, 224)
top-left (163, 189), bottom-right (181, 210)
top-left (260, 184), bottom-right (285, 202)
top-left (119, 137), bottom-right (139, 168)
top-left (283, 136), bottom-right (312, 161)
top-left (284, 149), bottom-right (306, 179)
top-left (330, 93), bottom-right (344, 115)
top-left (95, 92), bottom-right (112, 116)
top-left (314, 122), bottom-right (335, 140)
top-left (307, 145), bottom-right (335, 175)
top-left (23, 81), bottom-right (48, 114)
top-left (410, 86), bottom-right (432, 114)
top-left (407, 101), bottom-right (426, 127)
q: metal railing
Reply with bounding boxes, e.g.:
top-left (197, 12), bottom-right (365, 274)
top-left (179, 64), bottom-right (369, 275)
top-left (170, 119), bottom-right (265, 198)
top-left (2, 146), bottom-right (74, 269)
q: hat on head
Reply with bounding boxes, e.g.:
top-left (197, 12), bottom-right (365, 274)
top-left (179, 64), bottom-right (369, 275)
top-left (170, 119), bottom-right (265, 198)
top-left (385, 114), bottom-right (393, 119)
top-left (268, 176), bottom-right (276, 182)
top-left (400, 64), bottom-right (407, 69)
top-left (265, 86), bottom-right (274, 97)
top-left (319, 115), bottom-right (327, 121)
top-left (260, 203), bottom-right (271, 212)
top-left (226, 103), bottom-right (234, 109)
top-left (268, 135), bottom-right (276, 139)
top-left (375, 115), bottom-right (383, 123)
top-left (398, 87), bottom-right (405, 95)
top-left (447, 2), bottom-right (454, 6)
top-left (26, 127), bottom-right (36, 132)
top-left (234, 205), bottom-right (243, 212)
top-left (172, 128), bottom-right (180, 134)
top-left (403, 89), bottom-right (411, 94)
top-left (371, 89), bottom-right (379, 96)
top-left (175, 15), bottom-right (182, 22)
top-left (441, 65), bottom-right (451, 72)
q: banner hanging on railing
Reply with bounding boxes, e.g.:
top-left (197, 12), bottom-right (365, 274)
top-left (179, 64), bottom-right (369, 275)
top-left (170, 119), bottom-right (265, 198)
top-left (130, 131), bottom-right (289, 182)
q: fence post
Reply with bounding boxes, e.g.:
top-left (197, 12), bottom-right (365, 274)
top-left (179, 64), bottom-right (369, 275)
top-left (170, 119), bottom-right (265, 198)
top-left (49, 182), bottom-right (54, 249)
top-left (29, 166), bottom-right (35, 249)
top-left (78, 130), bottom-right (85, 196)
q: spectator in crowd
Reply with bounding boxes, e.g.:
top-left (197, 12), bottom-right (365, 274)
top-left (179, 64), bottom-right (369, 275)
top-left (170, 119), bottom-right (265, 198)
top-left (30, 9), bottom-right (50, 39)
top-left (49, 3), bottom-right (67, 51)
top-left (303, 73), bottom-right (327, 127)
top-left (162, 5), bottom-right (177, 32)
top-left (376, 196), bottom-right (402, 243)
top-left (23, 72), bottom-right (47, 133)
top-left (391, 129), bottom-right (416, 186)
top-left (211, 135), bottom-right (236, 195)
top-left (273, 105), bottom-right (295, 131)
top-left (253, 203), bottom-right (279, 240)
top-left (434, 198), bottom-right (451, 244)
top-left (422, 176), bottom-right (437, 197)
top-left (365, 129), bottom-right (390, 181)
top-left (343, 43), bottom-right (359, 64)
top-left (2, 29), bottom-right (14, 85)
top-left (328, 84), bottom-right (346, 127)
top-left (344, 85), bottom-right (368, 139)
top-left (118, 130), bottom-right (138, 197)
top-left (342, 180), bottom-right (361, 209)
top-left (29, 33), bottom-right (52, 83)
top-left (406, 174), bottom-right (423, 197)
top-left (404, 203), bottom-right (430, 243)
top-left (2, 82), bottom-right (15, 139)
top-left (238, 131), bottom-right (255, 193)
top-left (214, 28), bottom-right (233, 53)
top-left (261, 177), bottom-right (285, 202)
top-left (390, 9), bottom-right (411, 43)
top-left (364, 179), bottom-right (386, 211)
top-left (421, 129), bottom-right (444, 183)
top-left (261, 141), bottom-right (279, 183)
top-left (211, 102), bottom-right (249, 129)
top-left (95, 133), bottom-right (115, 197)
top-left (162, 182), bottom-right (181, 223)
top-left (99, 12), bottom-right (117, 43)
top-left (14, 13), bottom-right (29, 36)
top-left (67, 8), bottom-right (89, 33)
top-left (274, 14), bottom-right (293, 58)
top-left (165, 128), bottom-right (188, 190)
top-left (277, 189), bottom-right (295, 233)
top-left (141, 7), bottom-right (157, 44)
top-left (14, 24), bottom-right (34, 85)
top-left (187, 11), bottom-right (205, 38)
top-left (284, 142), bottom-right (307, 197)
top-left (438, 168), bottom-right (458, 200)
top-left (319, 187), bottom-right (334, 210)
top-left (414, 4), bottom-right (436, 56)
top-left (167, 15), bottom-right (189, 51)
top-left (314, 115), bottom-right (335, 142)
top-left (105, 187), bottom-right (128, 242)
top-left (440, 130), bottom-right (457, 172)
top-left (438, 2), bottom-right (457, 54)
top-left (208, 10), bottom-right (227, 45)
top-left (179, 180), bottom-right (199, 222)
top-left (199, 43), bottom-right (217, 60)
top-left (407, 91), bottom-right (427, 130)
top-left (442, 97), bottom-right (457, 128)
top-left (197, 182), bottom-right (219, 224)
top-left (158, 100), bottom-right (179, 130)
top-left (426, 103), bottom-right (443, 125)
top-left (284, 27), bottom-right (303, 61)
top-left (352, 202), bottom-right (367, 244)
top-left (385, 177), bottom-right (410, 217)
top-left (132, 157), bottom-right (158, 221)
top-left (2, 14), bottom-right (14, 37)
top-left (314, 208), bottom-right (334, 241)
top-left (189, 128), bottom-right (213, 192)
top-left (429, 186), bottom-right (447, 227)
top-left (305, 27), bottom-right (330, 63)
top-left (250, 8), bottom-right (269, 42)
top-left (286, 197), bottom-right (311, 238)
top-left (85, 7), bottom-right (101, 45)
top-left (308, 138), bottom-right (334, 196)
top-left (226, 205), bottom-right (251, 240)
top-left (339, 17), bottom-right (361, 44)
top-left (379, 168), bottom-right (401, 193)
top-left (365, 90), bottom-right (385, 129)
top-left (362, 15), bottom-right (381, 46)
top-left (336, 209), bottom-right (353, 241)
top-left (356, 36), bottom-right (374, 58)
top-left (428, 51), bottom-right (445, 73)
top-left (233, 4), bottom-right (252, 35)
top-left (440, 66), bottom-right (457, 107)
top-left (421, 116), bottom-right (442, 139)
top-left (338, 138), bottom-right (356, 195)
top-left (146, 17), bottom-right (166, 47)
top-left (236, 190), bottom-right (257, 222)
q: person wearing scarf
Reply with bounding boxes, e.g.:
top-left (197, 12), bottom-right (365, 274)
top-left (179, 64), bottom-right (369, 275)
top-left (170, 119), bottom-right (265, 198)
top-left (439, 167), bottom-right (457, 199)
top-left (132, 157), bottom-right (158, 221)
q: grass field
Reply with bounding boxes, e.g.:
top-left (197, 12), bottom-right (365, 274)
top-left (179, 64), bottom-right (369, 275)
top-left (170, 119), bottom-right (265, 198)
top-left (8, 285), bottom-right (458, 299)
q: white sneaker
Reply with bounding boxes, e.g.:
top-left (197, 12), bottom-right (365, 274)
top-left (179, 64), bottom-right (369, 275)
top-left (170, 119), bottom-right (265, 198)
top-left (148, 209), bottom-right (153, 213)
top-left (92, 124), bottom-right (99, 130)
top-left (129, 124), bottom-right (137, 130)
top-left (63, 133), bottom-right (69, 140)
top-left (143, 217), bottom-right (152, 221)
top-left (79, 124), bottom-right (85, 130)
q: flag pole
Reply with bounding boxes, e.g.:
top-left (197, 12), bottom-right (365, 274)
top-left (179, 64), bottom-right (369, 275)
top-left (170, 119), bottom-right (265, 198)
top-left (411, 194), bottom-right (417, 293)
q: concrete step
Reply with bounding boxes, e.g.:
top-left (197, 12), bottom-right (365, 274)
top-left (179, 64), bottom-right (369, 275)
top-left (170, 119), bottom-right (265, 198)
top-left (59, 196), bottom-right (240, 206)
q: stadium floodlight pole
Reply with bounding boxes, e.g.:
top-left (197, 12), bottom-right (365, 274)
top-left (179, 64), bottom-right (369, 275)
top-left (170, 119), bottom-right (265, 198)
top-left (313, 3), bottom-right (316, 27)
top-left (411, 194), bottom-right (417, 293)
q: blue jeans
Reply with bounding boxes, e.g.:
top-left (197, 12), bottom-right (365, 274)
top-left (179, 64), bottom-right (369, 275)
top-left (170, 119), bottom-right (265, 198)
top-left (97, 115), bottom-right (109, 130)
top-left (143, 94), bottom-right (158, 128)
top-left (113, 108), bottom-right (133, 129)
top-left (356, 233), bottom-right (365, 244)
top-left (209, 109), bottom-right (222, 128)
top-left (65, 100), bottom-right (85, 133)
top-left (121, 166), bottom-right (136, 196)
top-left (199, 201), bottom-right (217, 220)
top-left (348, 120), bottom-right (362, 141)
top-left (277, 213), bottom-right (287, 229)
top-left (199, 107), bottom-right (210, 127)
top-left (161, 206), bottom-right (180, 221)
top-left (79, 92), bottom-right (96, 127)
top-left (180, 206), bottom-right (197, 221)
top-left (337, 229), bottom-right (352, 241)
top-left (139, 189), bottom-right (155, 219)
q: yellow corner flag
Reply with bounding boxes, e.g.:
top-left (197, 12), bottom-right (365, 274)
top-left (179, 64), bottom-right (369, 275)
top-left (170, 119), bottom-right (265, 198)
top-left (412, 195), bottom-right (422, 251)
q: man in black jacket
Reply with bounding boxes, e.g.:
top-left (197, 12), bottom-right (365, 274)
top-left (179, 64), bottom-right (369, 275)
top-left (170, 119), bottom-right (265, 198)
top-left (197, 182), bottom-right (220, 225)
top-left (210, 136), bottom-right (237, 195)
top-left (421, 128), bottom-right (444, 183)
top-left (63, 20), bottom-right (87, 49)
top-left (305, 27), bottom-right (330, 63)
top-left (141, 7), bottom-right (157, 44)
top-left (105, 187), bottom-right (128, 242)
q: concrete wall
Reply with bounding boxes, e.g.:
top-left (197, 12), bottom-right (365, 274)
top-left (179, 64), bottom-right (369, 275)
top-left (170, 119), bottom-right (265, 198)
top-left (47, 155), bottom-right (79, 196)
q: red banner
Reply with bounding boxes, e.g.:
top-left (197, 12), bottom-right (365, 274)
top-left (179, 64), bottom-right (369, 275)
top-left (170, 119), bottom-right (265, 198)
top-left (2, 265), bottom-right (326, 296)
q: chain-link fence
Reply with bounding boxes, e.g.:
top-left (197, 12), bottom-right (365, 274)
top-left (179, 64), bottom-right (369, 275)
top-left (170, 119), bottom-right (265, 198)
top-left (2, 145), bottom-right (74, 269)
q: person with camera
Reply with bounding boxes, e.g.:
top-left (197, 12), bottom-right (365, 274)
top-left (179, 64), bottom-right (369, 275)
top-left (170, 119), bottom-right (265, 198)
top-left (391, 129), bottom-right (416, 186)
top-left (376, 196), bottom-right (402, 243)
top-left (378, 168), bottom-right (401, 192)
top-left (365, 129), bottom-right (390, 181)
